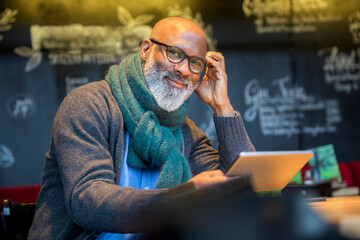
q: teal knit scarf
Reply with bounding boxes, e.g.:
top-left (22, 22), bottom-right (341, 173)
top-left (105, 53), bottom-right (193, 189)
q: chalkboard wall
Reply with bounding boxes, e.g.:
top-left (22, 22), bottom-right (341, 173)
top-left (1, 0), bottom-right (359, 186)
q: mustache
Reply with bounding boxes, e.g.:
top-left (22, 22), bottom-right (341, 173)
top-left (154, 62), bottom-right (189, 86)
top-left (164, 73), bottom-right (188, 84)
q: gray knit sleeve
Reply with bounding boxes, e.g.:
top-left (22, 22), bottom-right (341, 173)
top-left (51, 82), bottom-right (165, 233)
top-left (184, 112), bottom-right (255, 175)
top-left (214, 112), bottom-right (255, 171)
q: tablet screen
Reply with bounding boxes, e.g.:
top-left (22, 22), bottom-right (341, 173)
top-left (226, 151), bottom-right (314, 192)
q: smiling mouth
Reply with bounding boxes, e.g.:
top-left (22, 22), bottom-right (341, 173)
top-left (165, 77), bottom-right (187, 89)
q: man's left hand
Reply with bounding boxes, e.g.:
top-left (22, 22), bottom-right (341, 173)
top-left (195, 52), bottom-right (234, 117)
top-left (188, 170), bottom-right (228, 189)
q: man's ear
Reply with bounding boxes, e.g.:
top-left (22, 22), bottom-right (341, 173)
top-left (140, 39), bottom-right (151, 61)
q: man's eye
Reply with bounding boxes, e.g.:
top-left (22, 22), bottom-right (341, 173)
top-left (190, 59), bottom-right (202, 67)
top-left (168, 49), bottom-right (183, 59)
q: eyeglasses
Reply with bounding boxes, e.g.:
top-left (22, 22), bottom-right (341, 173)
top-left (150, 39), bottom-right (206, 74)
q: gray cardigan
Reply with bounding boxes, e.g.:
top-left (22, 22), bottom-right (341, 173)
top-left (28, 80), bottom-right (254, 240)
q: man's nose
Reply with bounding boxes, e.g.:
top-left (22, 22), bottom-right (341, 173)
top-left (174, 59), bottom-right (191, 78)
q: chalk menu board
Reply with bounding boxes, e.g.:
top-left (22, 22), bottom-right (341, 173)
top-left (0, 0), bottom-right (359, 186)
top-left (188, 0), bottom-right (360, 162)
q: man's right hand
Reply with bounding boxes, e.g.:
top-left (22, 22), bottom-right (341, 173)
top-left (187, 170), bottom-right (228, 189)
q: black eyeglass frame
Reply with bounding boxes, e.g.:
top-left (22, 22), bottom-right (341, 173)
top-left (150, 38), bottom-right (207, 74)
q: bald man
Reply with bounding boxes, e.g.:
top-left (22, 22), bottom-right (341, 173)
top-left (28, 17), bottom-right (254, 240)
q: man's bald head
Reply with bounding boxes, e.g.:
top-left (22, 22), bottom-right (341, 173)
top-left (149, 17), bottom-right (207, 55)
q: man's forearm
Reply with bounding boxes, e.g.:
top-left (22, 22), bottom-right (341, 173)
top-left (214, 112), bottom-right (255, 171)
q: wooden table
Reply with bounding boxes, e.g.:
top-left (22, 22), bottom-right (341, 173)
top-left (308, 196), bottom-right (360, 239)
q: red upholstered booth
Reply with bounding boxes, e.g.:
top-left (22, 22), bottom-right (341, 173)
top-left (0, 185), bottom-right (41, 203)
top-left (348, 161), bottom-right (360, 189)
top-left (338, 162), bottom-right (355, 187)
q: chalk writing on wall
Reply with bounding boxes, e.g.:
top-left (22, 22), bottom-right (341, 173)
top-left (0, 8), bottom-right (17, 41)
top-left (14, 5), bottom-right (154, 72)
top-left (244, 76), bottom-right (342, 137)
top-left (6, 93), bottom-right (37, 120)
top-left (349, 10), bottom-right (360, 44)
top-left (14, 4), bottom-right (217, 72)
top-left (318, 46), bottom-right (360, 94)
top-left (242, 0), bottom-right (341, 34)
top-left (0, 144), bottom-right (15, 168)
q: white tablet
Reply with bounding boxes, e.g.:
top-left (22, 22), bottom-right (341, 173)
top-left (226, 151), bottom-right (314, 192)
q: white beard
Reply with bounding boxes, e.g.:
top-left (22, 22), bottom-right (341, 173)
top-left (144, 51), bottom-right (197, 112)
